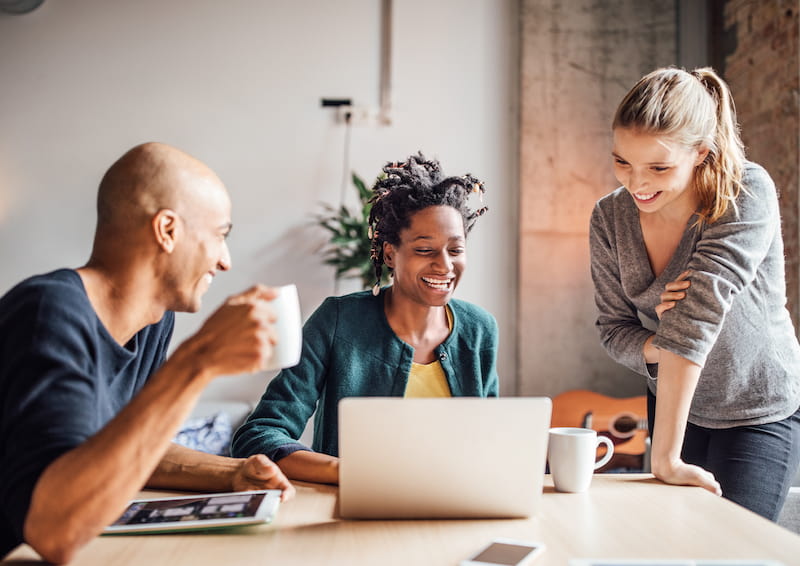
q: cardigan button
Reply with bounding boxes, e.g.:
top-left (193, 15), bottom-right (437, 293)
top-left (439, 352), bottom-right (447, 361)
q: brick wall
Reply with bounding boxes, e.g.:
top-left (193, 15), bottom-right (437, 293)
top-left (717, 0), bottom-right (800, 331)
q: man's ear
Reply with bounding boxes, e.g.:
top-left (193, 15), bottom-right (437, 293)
top-left (383, 241), bottom-right (395, 269)
top-left (153, 209), bottom-right (179, 253)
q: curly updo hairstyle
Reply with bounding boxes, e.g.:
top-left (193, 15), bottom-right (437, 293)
top-left (367, 152), bottom-right (488, 290)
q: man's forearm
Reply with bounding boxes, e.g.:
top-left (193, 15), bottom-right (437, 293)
top-left (148, 443), bottom-right (240, 492)
top-left (23, 343), bottom-right (212, 564)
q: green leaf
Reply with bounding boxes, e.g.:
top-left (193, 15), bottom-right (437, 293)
top-left (315, 170), bottom-right (386, 287)
top-left (352, 173), bottom-right (371, 203)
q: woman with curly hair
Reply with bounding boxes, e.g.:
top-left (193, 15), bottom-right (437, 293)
top-left (232, 153), bottom-right (498, 484)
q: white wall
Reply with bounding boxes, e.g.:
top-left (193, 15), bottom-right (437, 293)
top-left (0, 0), bottom-right (519, 402)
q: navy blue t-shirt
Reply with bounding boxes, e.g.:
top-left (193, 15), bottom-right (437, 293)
top-left (0, 269), bottom-right (174, 557)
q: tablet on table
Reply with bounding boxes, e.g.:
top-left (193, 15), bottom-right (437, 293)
top-left (104, 490), bottom-right (281, 534)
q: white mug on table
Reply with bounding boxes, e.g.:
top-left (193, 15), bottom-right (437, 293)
top-left (547, 427), bottom-right (614, 493)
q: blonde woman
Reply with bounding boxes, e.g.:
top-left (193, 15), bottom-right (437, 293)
top-left (590, 67), bottom-right (800, 520)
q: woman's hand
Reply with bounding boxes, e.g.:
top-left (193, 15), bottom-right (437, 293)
top-left (650, 351), bottom-right (720, 496)
top-left (276, 451), bottom-right (340, 485)
top-left (651, 456), bottom-right (722, 496)
top-left (655, 270), bottom-right (692, 320)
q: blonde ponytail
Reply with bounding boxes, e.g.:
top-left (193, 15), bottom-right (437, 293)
top-left (690, 68), bottom-right (745, 224)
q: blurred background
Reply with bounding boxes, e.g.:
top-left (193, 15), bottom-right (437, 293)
top-left (0, 0), bottom-right (796, 407)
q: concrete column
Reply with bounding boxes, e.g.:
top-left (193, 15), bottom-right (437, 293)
top-left (518, 0), bottom-right (677, 396)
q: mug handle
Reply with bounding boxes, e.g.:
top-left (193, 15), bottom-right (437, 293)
top-left (594, 435), bottom-right (615, 470)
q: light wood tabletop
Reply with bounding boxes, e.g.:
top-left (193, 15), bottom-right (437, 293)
top-left (4, 474), bottom-right (799, 565)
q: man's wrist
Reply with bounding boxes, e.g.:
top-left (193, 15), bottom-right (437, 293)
top-left (167, 336), bottom-right (217, 386)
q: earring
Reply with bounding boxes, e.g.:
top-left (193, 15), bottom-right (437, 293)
top-left (372, 281), bottom-right (381, 296)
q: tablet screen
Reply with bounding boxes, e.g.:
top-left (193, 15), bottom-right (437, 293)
top-left (104, 490), bottom-right (281, 534)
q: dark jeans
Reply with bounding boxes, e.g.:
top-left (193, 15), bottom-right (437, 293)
top-left (647, 390), bottom-right (800, 521)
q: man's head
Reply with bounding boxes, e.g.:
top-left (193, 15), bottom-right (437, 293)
top-left (91, 142), bottom-right (232, 312)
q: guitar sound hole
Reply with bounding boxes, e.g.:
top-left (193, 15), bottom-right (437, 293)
top-left (609, 414), bottom-right (638, 438)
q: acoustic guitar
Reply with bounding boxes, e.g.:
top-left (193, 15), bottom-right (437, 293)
top-left (551, 390), bottom-right (649, 471)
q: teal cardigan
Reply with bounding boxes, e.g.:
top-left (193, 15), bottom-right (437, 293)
top-left (231, 288), bottom-right (499, 460)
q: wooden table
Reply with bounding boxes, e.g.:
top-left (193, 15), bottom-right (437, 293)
top-left (4, 474), bottom-right (800, 565)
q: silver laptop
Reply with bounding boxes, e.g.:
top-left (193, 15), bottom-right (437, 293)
top-left (338, 396), bottom-right (552, 519)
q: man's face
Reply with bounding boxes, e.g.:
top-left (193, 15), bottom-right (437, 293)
top-left (167, 182), bottom-right (232, 313)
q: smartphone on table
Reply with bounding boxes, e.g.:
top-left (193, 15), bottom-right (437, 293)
top-left (460, 538), bottom-right (545, 566)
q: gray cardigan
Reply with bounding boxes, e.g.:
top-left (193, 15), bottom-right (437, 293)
top-left (590, 162), bottom-right (800, 429)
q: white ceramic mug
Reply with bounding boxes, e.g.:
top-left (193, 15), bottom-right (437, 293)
top-left (547, 427), bottom-right (614, 493)
top-left (264, 284), bottom-right (302, 371)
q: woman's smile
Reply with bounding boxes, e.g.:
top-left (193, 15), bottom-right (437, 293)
top-left (421, 276), bottom-right (454, 291)
top-left (632, 191), bottom-right (660, 202)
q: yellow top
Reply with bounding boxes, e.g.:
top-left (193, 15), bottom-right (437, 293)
top-left (404, 306), bottom-right (453, 398)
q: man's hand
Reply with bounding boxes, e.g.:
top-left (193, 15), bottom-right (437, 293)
top-left (187, 285), bottom-right (280, 378)
top-left (232, 455), bottom-right (296, 501)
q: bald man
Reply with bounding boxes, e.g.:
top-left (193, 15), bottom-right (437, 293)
top-left (0, 143), bottom-right (295, 564)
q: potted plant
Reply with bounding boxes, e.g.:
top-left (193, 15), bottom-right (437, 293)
top-left (316, 172), bottom-right (390, 290)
